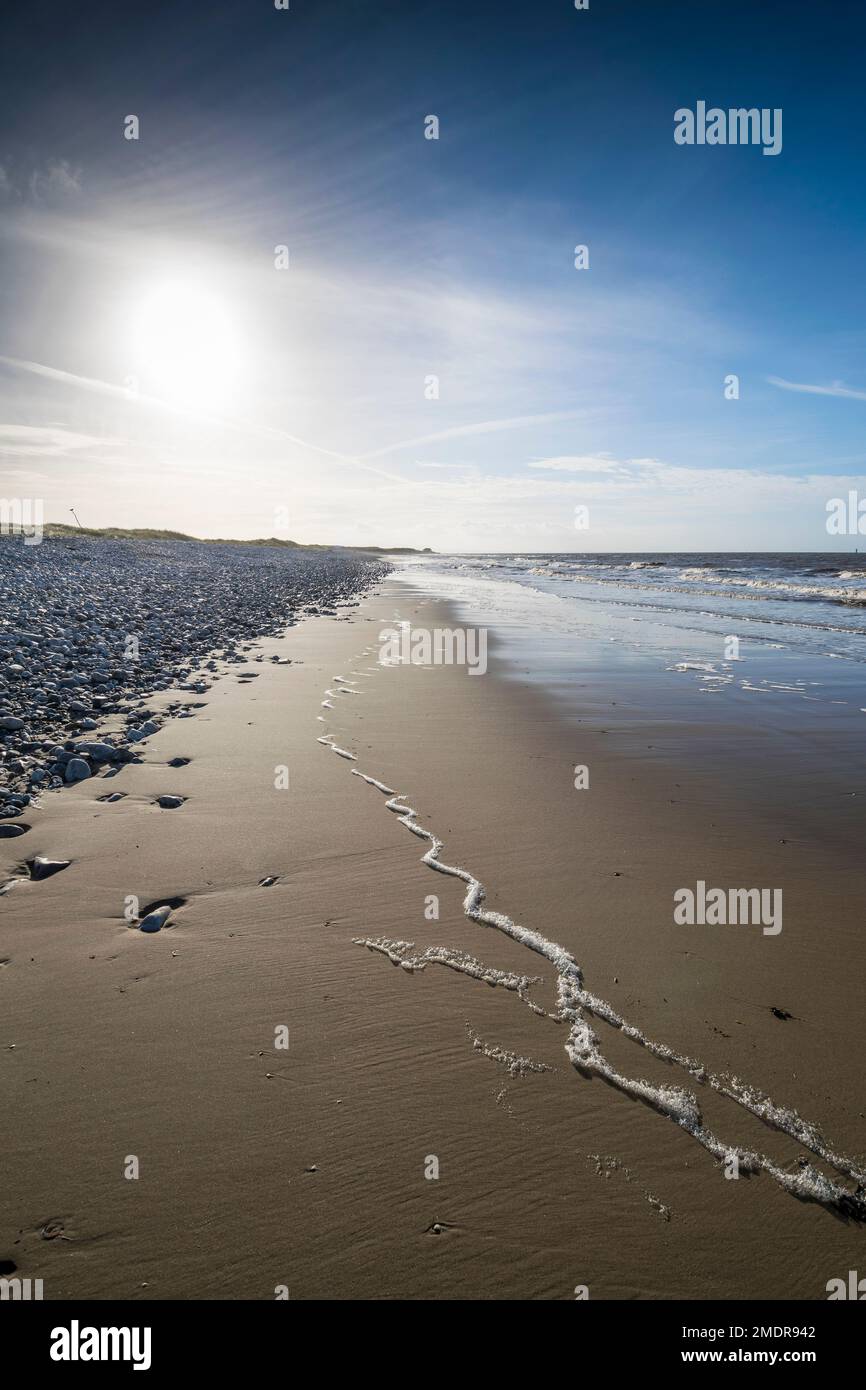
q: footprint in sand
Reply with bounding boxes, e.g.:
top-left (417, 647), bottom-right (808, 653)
top-left (138, 894), bottom-right (187, 918)
top-left (40, 1218), bottom-right (68, 1241)
top-left (27, 856), bottom-right (71, 881)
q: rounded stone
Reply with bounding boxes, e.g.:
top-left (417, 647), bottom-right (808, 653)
top-left (65, 757), bottom-right (91, 783)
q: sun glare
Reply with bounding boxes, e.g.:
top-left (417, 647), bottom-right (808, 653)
top-left (129, 279), bottom-right (241, 412)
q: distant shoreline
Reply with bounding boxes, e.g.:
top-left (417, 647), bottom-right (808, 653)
top-left (0, 523), bottom-right (433, 555)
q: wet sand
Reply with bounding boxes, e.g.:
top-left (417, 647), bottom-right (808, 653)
top-left (1, 579), bottom-right (864, 1299)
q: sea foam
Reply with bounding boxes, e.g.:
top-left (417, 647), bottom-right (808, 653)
top-left (319, 650), bottom-right (866, 1215)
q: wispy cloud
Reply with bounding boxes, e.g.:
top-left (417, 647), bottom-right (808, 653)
top-left (336, 458), bottom-right (853, 550)
top-left (0, 160), bottom-right (83, 201)
top-left (0, 423), bottom-right (121, 457)
top-left (528, 453), bottom-right (661, 474)
top-left (29, 159), bottom-right (82, 200)
top-left (0, 355), bottom-right (409, 483)
top-left (361, 412), bottom-right (584, 461)
top-left (768, 376), bottom-right (866, 402)
top-left (0, 355), bottom-right (140, 403)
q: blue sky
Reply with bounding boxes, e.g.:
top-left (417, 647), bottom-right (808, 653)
top-left (2, 0), bottom-right (866, 549)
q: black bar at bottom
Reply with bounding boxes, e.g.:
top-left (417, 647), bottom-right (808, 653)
top-left (0, 1298), bottom-right (859, 1374)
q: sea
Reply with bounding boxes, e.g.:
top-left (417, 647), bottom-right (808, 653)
top-left (390, 552), bottom-right (866, 841)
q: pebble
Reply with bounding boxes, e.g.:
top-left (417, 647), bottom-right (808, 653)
top-left (138, 905), bottom-right (172, 933)
top-left (74, 742), bottom-right (118, 762)
top-left (156, 795), bottom-right (185, 809)
top-left (64, 758), bottom-right (91, 782)
top-left (0, 823), bottom-right (28, 839)
top-left (127, 723), bottom-right (159, 744)
top-left (0, 536), bottom-right (388, 796)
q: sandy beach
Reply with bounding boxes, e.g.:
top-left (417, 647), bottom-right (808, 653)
top-left (6, 0), bottom-right (866, 1345)
top-left (2, 569), bottom-right (864, 1301)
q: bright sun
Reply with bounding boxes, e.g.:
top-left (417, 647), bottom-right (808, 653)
top-left (129, 279), bottom-right (240, 411)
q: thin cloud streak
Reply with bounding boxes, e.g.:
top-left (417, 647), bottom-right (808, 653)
top-left (768, 376), bottom-right (866, 403)
top-left (0, 354), bottom-right (410, 484)
top-left (527, 453), bottom-right (656, 474)
top-left (0, 423), bottom-right (122, 457)
top-left (360, 411), bottom-right (585, 461)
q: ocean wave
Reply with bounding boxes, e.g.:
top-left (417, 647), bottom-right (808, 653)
top-left (518, 561), bottom-right (866, 611)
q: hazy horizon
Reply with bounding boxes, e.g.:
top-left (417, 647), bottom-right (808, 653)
top-left (7, 524), bottom-right (866, 558)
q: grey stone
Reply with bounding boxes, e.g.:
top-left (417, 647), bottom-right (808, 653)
top-left (138, 905), bottom-right (172, 933)
top-left (65, 757), bottom-right (91, 783)
top-left (0, 823), bottom-right (28, 839)
top-left (75, 742), bottom-right (116, 762)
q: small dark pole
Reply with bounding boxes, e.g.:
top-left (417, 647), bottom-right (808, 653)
top-left (70, 508), bottom-right (83, 529)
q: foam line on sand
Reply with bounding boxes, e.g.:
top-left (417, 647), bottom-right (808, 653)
top-left (319, 656), bottom-right (866, 1217)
